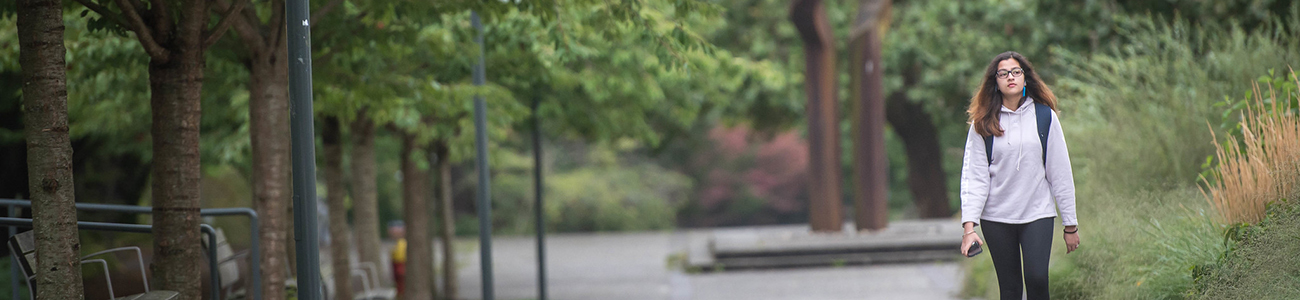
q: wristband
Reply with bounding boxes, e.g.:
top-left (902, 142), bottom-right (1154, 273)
top-left (1063, 228), bottom-right (1078, 234)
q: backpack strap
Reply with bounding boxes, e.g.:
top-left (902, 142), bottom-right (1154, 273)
top-left (984, 132), bottom-right (994, 165)
top-left (1035, 102), bottom-right (1051, 164)
top-left (983, 102), bottom-right (1053, 166)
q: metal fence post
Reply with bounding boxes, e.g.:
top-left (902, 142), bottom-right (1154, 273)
top-left (532, 97), bottom-right (547, 300)
top-left (9, 204), bottom-right (19, 300)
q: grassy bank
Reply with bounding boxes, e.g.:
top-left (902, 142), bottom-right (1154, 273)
top-left (1193, 197), bottom-right (1300, 299)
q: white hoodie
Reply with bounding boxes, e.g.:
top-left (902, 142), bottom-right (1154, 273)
top-left (960, 97), bottom-right (1078, 227)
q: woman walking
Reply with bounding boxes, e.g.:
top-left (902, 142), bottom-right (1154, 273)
top-left (959, 51), bottom-right (1080, 300)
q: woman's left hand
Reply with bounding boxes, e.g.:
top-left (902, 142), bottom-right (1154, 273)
top-left (1064, 227), bottom-right (1080, 254)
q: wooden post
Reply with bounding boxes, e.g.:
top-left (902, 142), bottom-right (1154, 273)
top-left (850, 0), bottom-right (892, 231)
top-left (790, 0), bottom-right (843, 233)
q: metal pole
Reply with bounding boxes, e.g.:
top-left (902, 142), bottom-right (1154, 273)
top-left (532, 97), bottom-right (547, 300)
top-left (206, 208), bottom-right (262, 300)
top-left (9, 204), bottom-right (19, 300)
top-left (471, 10), bottom-right (495, 300)
top-left (201, 225), bottom-right (219, 300)
top-left (0, 217), bottom-right (151, 233)
top-left (287, 0), bottom-right (321, 295)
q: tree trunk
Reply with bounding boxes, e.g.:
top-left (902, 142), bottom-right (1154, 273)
top-left (144, 1), bottom-right (210, 296)
top-left (248, 44), bottom-right (292, 300)
top-left (148, 37), bottom-right (207, 300)
top-left (434, 141), bottom-right (457, 300)
top-left (400, 133), bottom-right (434, 300)
top-left (349, 113), bottom-right (383, 283)
top-left (886, 90), bottom-right (952, 218)
top-left (322, 116), bottom-right (353, 299)
top-left (17, 0), bottom-right (85, 297)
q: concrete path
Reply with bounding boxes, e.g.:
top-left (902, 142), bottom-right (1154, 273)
top-left (454, 229), bottom-right (966, 300)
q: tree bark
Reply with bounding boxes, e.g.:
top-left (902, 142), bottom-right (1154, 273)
top-left (434, 141), bottom-right (457, 300)
top-left (148, 40), bottom-right (207, 300)
top-left (400, 133), bottom-right (434, 300)
top-left (247, 35), bottom-right (292, 300)
top-left (790, 0), bottom-right (843, 232)
top-left (17, 0), bottom-right (85, 297)
top-left (146, 0), bottom-right (209, 297)
top-left (349, 113), bottom-right (383, 283)
top-left (885, 65), bottom-right (952, 218)
top-left (149, 61), bottom-right (204, 300)
top-left (323, 116), bottom-right (353, 299)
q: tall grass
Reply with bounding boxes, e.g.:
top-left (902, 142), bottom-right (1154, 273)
top-left (1054, 14), bottom-right (1300, 191)
top-left (1200, 69), bottom-right (1300, 224)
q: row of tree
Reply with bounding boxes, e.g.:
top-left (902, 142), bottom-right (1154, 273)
top-left (12, 0), bottom-right (1293, 298)
top-left (5, 0), bottom-right (778, 299)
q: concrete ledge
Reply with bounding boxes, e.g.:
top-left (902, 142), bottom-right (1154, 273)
top-left (687, 219), bottom-right (965, 271)
top-left (716, 249), bottom-right (959, 269)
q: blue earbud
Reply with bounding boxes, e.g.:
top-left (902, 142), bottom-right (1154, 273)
top-left (1022, 87), bottom-right (1027, 98)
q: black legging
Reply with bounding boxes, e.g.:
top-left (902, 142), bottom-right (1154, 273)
top-left (981, 217), bottom-right (1055, 300)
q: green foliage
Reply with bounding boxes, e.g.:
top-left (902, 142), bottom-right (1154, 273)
top-left (542, 159), bottom-right (687, 232)
top-left (691, 0), bottom-right (817, 131)
top-left (1, 11), bottom-right (152, 157)
top-left (1210, 68), bottom-right (1300, 140)
top-left (463, 141), bottom-right (690, 235)
top-left (312, 0), bottom-right (766, 162)
top-left (1119, 0), bottom-right (1298, 33)
top-left (885, 0), bottom-right (1121, 124)
top-left (1055, 12), bottom-right (1300, 190)
top-left (1, 9), bottom-right (251, 174)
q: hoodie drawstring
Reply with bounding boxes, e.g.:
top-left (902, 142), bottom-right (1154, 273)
top-left (1005, 97), bottom-right (1033, 171)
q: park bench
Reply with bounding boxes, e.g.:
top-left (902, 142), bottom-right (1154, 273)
top-left (8, 230), bottom-right (179, 300)
top-left (350, 261), bottom-right (396, 300)
top-left (202, 228), bottom-right (251, 300)
top-left (318, 260), bottom-right (396, 300)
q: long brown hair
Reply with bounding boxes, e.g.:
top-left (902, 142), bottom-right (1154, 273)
top-left (966, 51), bottom-right (1058, 137)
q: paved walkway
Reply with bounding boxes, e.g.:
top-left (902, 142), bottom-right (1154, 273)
top-left (454, 229), bottom-right (966, 300)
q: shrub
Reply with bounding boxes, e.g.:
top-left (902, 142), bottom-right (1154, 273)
top-left (1201, 69), bottom-right (1300, 224)
top-left (481, 142), bottom-right (691, 234)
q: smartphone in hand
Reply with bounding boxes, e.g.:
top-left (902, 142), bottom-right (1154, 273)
top-left (965, 240), bottom-right (983, 258)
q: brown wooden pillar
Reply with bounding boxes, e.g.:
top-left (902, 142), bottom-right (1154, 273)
top-left (850, 0), bottom-right (891, 231)
top-left (790, 0), bottom-right (843, 232)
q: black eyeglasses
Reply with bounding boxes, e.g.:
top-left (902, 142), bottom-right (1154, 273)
top-left (996, 68), bottom-right (1024, 79)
